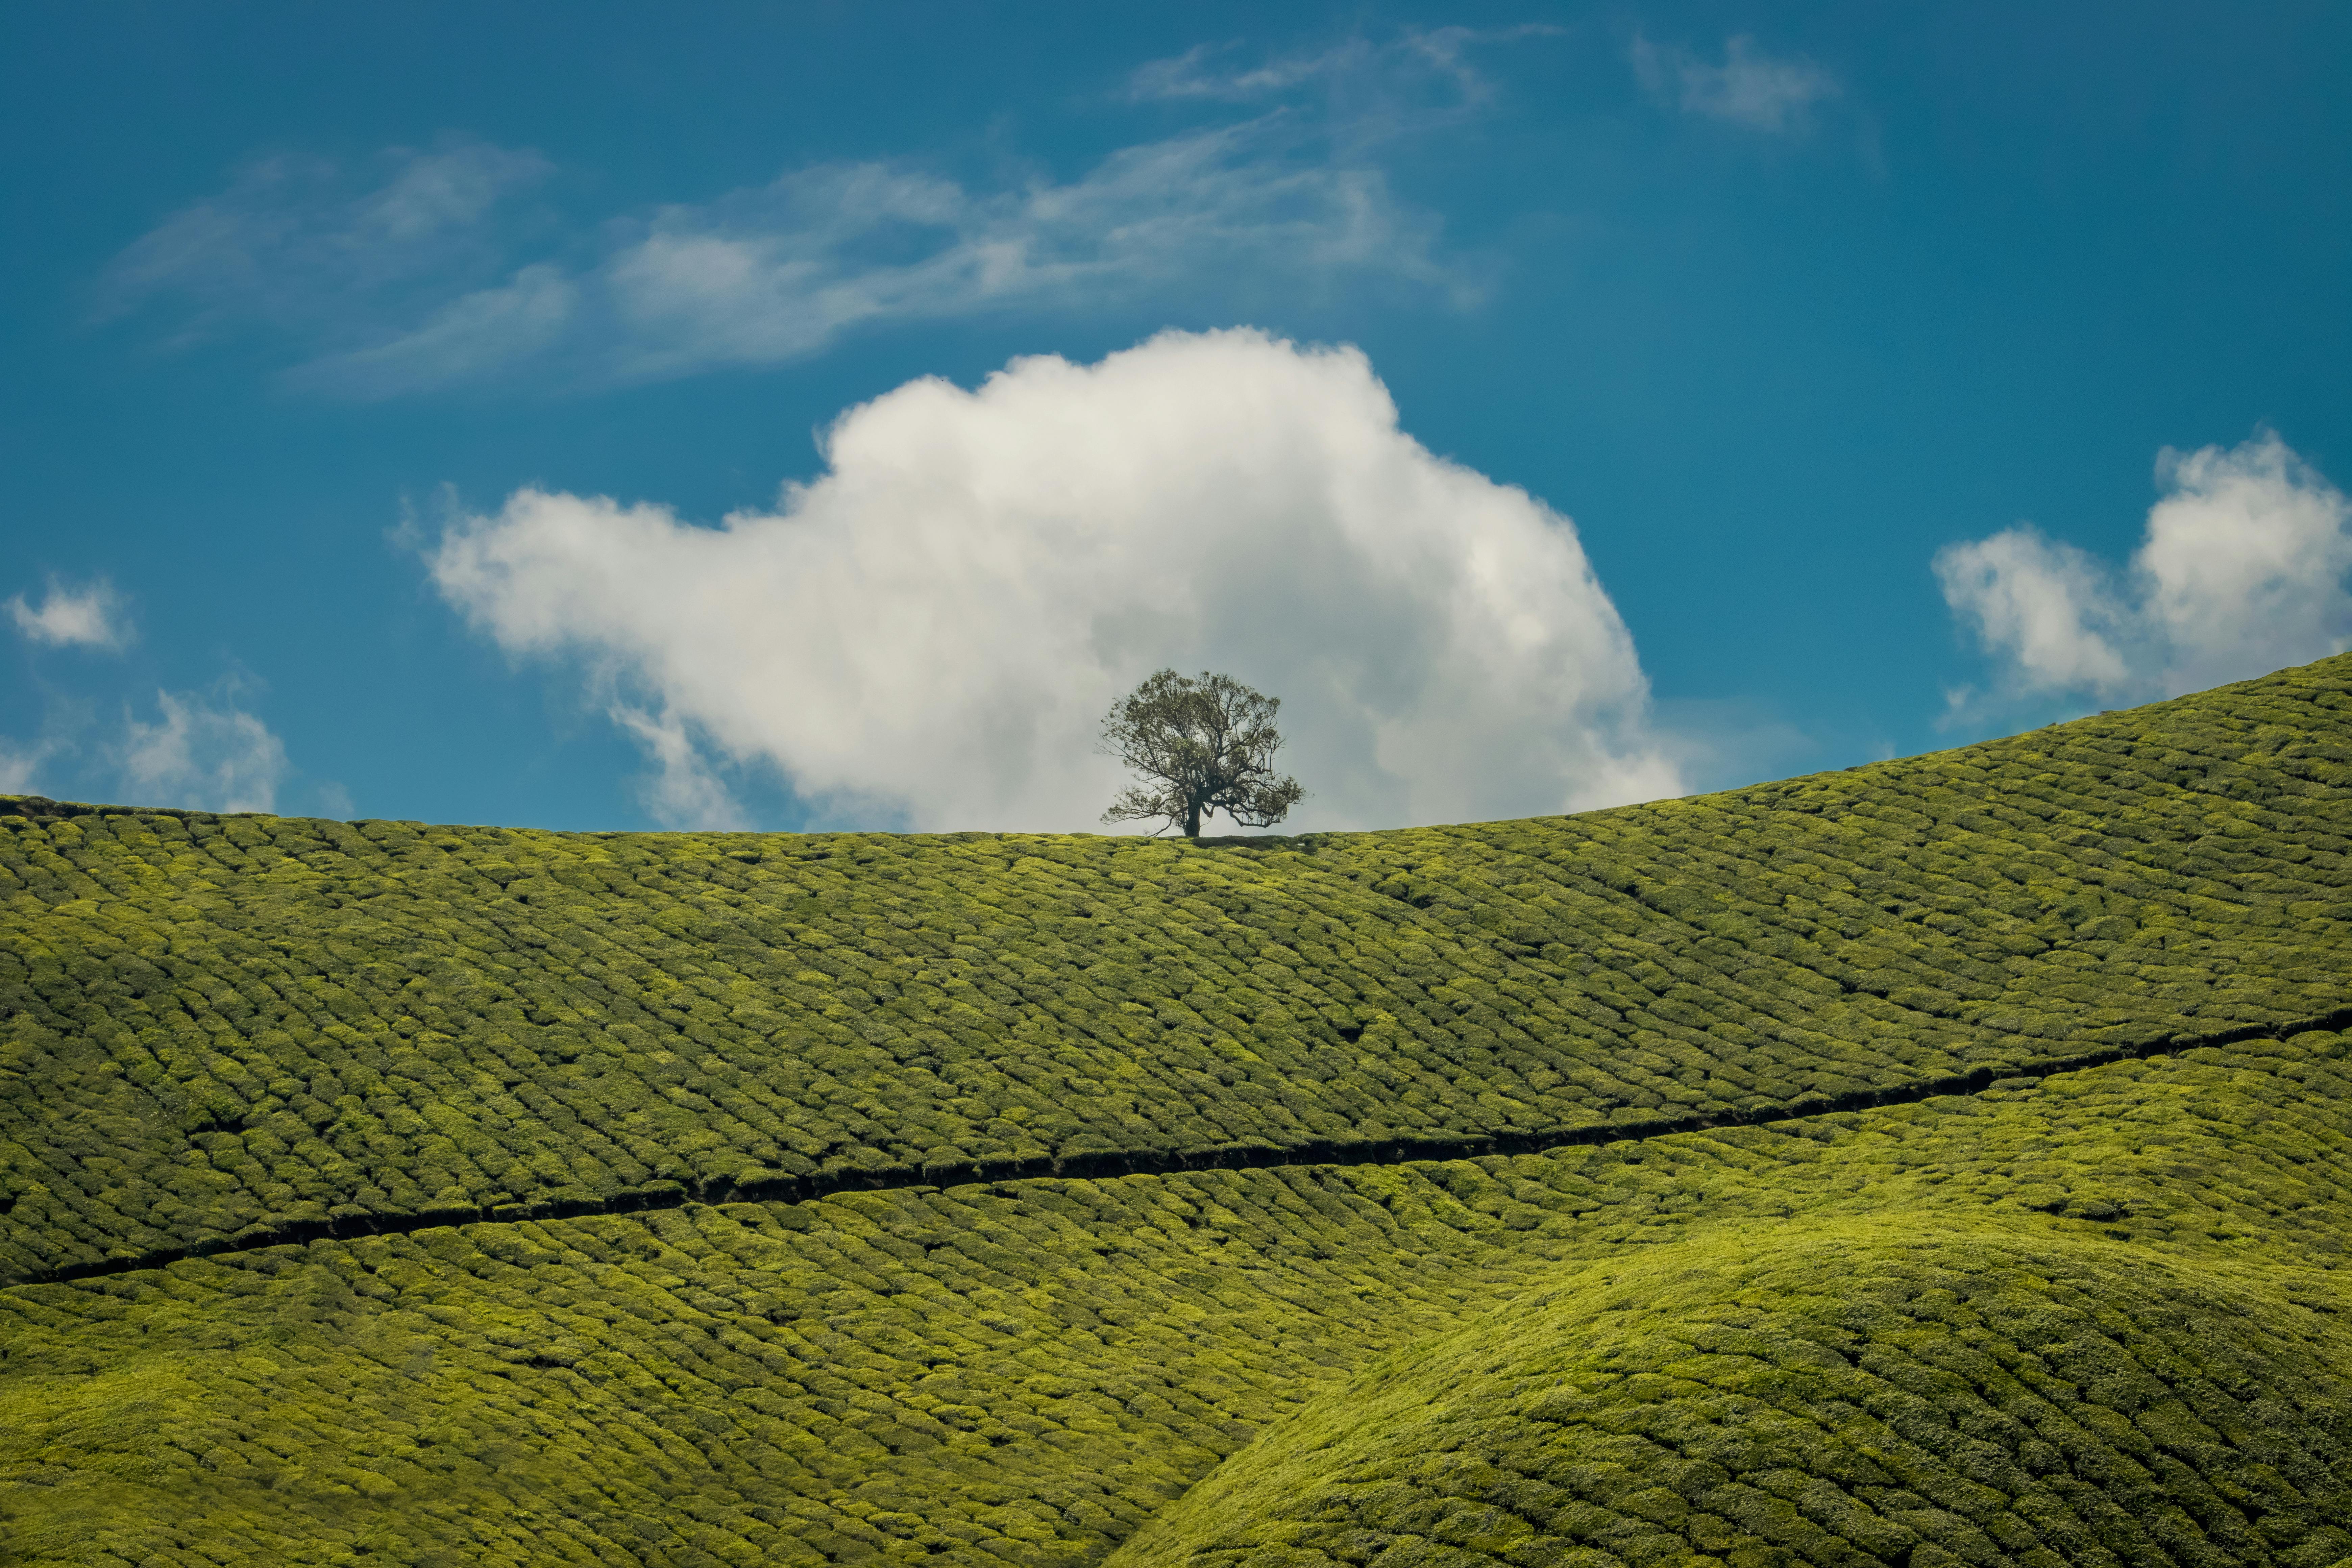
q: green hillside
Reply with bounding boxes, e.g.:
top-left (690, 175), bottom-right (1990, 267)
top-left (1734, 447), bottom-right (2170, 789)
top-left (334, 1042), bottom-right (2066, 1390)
top-left (4, 655), bottom-right (2351, 1566)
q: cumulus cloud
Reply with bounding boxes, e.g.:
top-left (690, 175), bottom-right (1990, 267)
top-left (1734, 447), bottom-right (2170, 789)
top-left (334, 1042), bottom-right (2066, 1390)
top-left (1933, 530), bottom-right (2133, 697)
top-left (428, 328), bottom-right (1680, 832)
top-left (7, 577), bottom-right (131, 650)
top-left (1937, 432), bottom-right (2352, 708)
top-left (1632, 34), bottom-right (1840, 133)
top-left (119, 690), bottom-right (289, 813)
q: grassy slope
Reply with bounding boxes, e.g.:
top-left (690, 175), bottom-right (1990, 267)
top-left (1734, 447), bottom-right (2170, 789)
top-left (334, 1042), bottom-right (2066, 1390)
top-left (4, 1032), bottom-right (2348, 1565)
top-left (1112, 1206), bottom-right (2352, 1568)
top-left (0, 656), bottom-right (2349, 1566)
top-left (3, 660), bottom-right (2349, 1281)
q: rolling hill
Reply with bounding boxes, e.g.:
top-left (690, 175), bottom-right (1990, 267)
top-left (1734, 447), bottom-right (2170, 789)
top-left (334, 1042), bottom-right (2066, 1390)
top-left (3, 654), bottom-right (2350, 1566)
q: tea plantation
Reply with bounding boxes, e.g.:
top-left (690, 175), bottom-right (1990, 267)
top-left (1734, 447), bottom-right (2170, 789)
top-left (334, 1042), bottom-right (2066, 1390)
top-left (3, 654), bottom-right (2350, 1566)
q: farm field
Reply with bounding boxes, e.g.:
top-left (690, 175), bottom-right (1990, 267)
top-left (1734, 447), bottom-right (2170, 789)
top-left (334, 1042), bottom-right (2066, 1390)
top-left (3, 654), bottom-right (2350, 1565)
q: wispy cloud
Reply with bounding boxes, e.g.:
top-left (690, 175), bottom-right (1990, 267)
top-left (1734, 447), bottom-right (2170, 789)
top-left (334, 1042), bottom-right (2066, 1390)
top-left (1128, 26), bottom-right (1548, 106)
top-left (118, 688), bottom-right (289, 812)
top-left (1127, 41), bottom-right (1345, 102)
top-left (98, 138), bottom-right (552, 342)
top-left (103, 41), bottom-right (1505, 398)
top-left (1937, 431), bottom-right (2352, 716)
top-left (1632, 34), bottom-right (1840, 133)
top-left (612, 703), bottom-right (750, 829)
top-left (0, 736), bottom-right (60, 796)
top-left (287, 263), bottom-right (579, 395)
top-left (1126, 25), bottom-right (1559, 155)
top-left (7, 577), bottom-right (131, 650)
top-left (289, 122), bottom-right (1448, 397)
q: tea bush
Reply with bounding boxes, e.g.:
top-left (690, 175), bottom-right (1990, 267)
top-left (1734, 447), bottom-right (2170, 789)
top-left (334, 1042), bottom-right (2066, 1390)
top-left (1114, 1222), bottom-right (2352, 1568)
top-left (3, 658), bottom-right (2347, 1279)
top-left (3, 655), bottom-right (2351, 1565)
top-left (4, 1031), bottom-right (2348, 1565)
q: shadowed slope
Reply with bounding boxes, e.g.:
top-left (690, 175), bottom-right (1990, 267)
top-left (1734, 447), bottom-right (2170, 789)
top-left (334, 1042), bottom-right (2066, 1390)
top-left (4, 657), bottom-right (2350, 1281)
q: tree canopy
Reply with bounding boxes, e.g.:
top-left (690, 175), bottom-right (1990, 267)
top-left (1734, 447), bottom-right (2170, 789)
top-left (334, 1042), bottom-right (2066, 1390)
top-left (1099, 669), bottom-right (1305, 837)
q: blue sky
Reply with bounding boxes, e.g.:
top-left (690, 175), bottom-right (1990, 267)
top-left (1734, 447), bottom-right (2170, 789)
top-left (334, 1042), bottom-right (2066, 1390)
top-left (4, 2), bottom-right (2349, 832)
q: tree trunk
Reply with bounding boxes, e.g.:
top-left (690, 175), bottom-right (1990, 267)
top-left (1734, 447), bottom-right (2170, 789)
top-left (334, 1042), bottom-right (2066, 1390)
top-left (1183, 801), bottom-right (1201, 838)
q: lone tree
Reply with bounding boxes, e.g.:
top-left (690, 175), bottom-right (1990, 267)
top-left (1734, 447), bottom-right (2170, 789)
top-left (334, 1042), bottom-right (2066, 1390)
top-left (1100, 669), bottom-right (1305, 838)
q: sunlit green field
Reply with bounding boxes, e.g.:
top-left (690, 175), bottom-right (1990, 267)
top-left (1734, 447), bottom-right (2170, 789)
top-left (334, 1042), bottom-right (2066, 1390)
top-left (4, 656), bottom-right (2349, 1566)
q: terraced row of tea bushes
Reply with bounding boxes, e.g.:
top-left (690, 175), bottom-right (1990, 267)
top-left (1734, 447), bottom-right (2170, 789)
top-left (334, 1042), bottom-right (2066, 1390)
top-left (3, 658), bottom-right (2349, 1278)
top-left (5, 1031), bottom-right (2349, 1567)
top-left (1116, 1230), bottom-right (2352, 1568)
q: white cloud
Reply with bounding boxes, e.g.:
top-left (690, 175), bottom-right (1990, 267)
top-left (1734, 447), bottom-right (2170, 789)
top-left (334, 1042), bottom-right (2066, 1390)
top-left (1933, 529), bottom-right (2133, 697)
top-left (119, 690), bottom-right (289, 813)
top-left (428, 328), bottom-right (1681, 832)
top-left (1937, 432), bottom-right (2352, 706)
top-left (1632, 34), bottom-right (1840, 133)
top-left (7, 577), bottom-right (131, 650)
